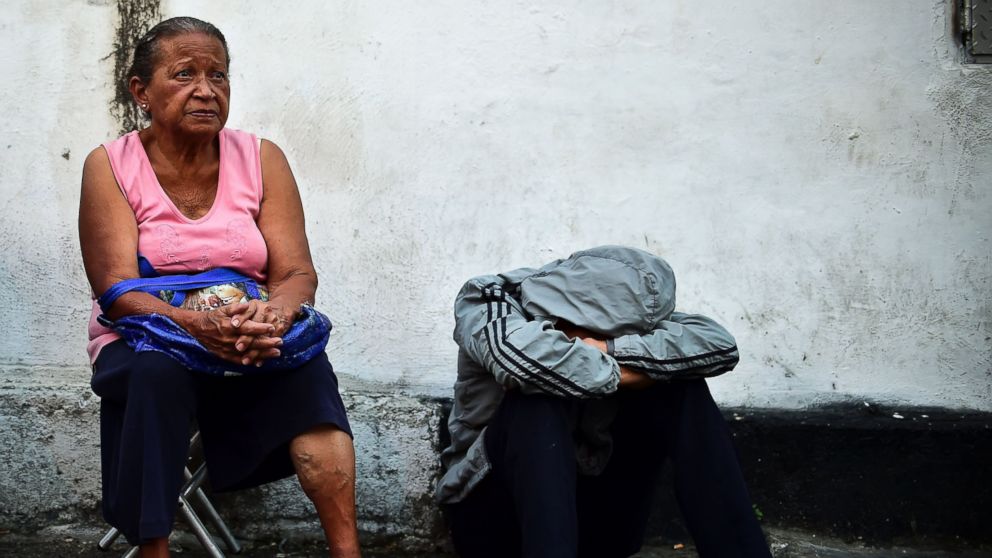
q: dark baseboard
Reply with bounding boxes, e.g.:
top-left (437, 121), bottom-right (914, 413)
top-left (647, 403), bottom-right (992, 548)
top-left (437, 399), bottom-right (992, 548)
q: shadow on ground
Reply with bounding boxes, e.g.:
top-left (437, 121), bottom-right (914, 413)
top-left (2, 525), bottom-right (989, 557)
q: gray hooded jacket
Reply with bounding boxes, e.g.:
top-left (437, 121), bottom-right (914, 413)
top-left (435, 246), bottom-right (740, 504)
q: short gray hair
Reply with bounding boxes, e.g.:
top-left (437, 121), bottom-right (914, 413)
top-left (127, 16), bottom-right (230, 85)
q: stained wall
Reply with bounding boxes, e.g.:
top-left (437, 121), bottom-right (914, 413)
top-left (1, 0), bottom-right (989, 411)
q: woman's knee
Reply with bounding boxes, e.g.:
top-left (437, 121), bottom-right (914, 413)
top-left (291, 426), bottom-right (355, 499)
top-left (123, 352), bottom-right (197, 413)
top-left (295, 454), bottom-right (355, 501)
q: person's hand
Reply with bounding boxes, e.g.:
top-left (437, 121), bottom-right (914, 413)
top-left (619, 367), bottom-right (656, 390)
top-left (558, 321), bottom-right (595, 340)
top-left (559, 321), bottom-right (609, 352)
top-left (578, 336), bottom-right (608, 353)
top-left (228, 300), bottom-right (296, 365)
top-left (579, 337), bottom-right (655, 389)
top-left (184, 304), bottom-right (283, 366)
top-left (231, 299), bottom-right (296, 335)
top-left (558, 320), bottom-right (652, 389)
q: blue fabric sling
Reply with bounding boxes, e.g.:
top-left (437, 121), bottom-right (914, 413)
top-left (97, 263), bottom-right (331, 376)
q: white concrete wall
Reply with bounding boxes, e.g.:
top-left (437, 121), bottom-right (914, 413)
top-left (1, 0), bottom-right (989, 410)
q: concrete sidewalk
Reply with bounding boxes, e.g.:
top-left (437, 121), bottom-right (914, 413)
top-left (1, 524), bottom-right (988, 557)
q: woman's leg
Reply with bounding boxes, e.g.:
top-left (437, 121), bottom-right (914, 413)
top-left (92, 342), bottom-right (198, 553)
top-left (138, 538), bottom-right (169, 558)
top-left (291, 425), bottom-right (361, 558)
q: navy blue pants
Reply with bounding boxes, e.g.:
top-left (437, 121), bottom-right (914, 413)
top-left (92, 340), bottom-right (352, 545)
top-left (446, 380), bottom-right (771, 558)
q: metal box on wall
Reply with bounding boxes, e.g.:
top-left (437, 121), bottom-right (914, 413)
top-left (963, 0), bottom-right (992, 62)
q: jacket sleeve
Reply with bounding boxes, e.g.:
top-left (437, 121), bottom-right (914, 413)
top-left (608, 312), bottom-right (740, 379)
top-left (453, 276), bottom-right (620, 398)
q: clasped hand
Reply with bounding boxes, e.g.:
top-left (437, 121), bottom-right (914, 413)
top-left (187, 300), bottom-right (295, 367)
top-left (557, 321), bottom-right (655, 390)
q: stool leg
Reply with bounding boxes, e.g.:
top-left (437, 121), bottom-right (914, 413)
top-left (178, 495), bottom-right (226, 558)
top-left (100, 431), bottom-right (239, 557)
top-left (97, 527), bottom-right (120, 550)
top-left (184, 467), bottom-right (242, 554)
top-left (186, 430), bottom-right (241, 552)
top-left (180, 464), bottom-right (226, 557)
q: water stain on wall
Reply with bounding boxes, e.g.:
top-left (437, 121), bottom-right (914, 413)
top-left (928, 70), bottom-right (992, 213)
top-left (931, 71), bottom-right (992, 154)
top-left (109, 0), bottom-right (161, 135)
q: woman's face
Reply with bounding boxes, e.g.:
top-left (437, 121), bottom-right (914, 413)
top-left (136, 33), bottom-right (230, 138)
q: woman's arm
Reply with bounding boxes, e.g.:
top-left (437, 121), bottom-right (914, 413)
top-left (79, 147), bottom-right (146, 312)
top-left (78, 147), bottom-right (279, 364)
top-left (231, 139), bottom-right (318, 343)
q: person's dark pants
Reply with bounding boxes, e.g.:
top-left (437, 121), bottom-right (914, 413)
top-left (445, 380), bottom-right (772, 558)
top-left (93, 349), bottom-right (197, 545)
top-left (92, 341), bottom-right (351, 545)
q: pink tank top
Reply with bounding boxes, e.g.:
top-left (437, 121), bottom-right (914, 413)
top-left (87, 128), bottom-right (269, 363)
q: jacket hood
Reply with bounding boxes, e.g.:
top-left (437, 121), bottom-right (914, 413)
top-left (518, 245), bottom-right (676, 337)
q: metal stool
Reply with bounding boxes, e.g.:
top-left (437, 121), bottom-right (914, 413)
top-left (97, 432), bottom-right (242, 557)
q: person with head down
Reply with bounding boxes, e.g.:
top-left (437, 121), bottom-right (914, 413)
top-left (438, 246), bottom-right (772, 558)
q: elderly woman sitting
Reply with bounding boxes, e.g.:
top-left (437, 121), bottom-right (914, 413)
top-left (78, 17), bottom-right (360, 558)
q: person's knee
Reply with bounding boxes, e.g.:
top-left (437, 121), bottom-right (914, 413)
top-left (294, 449), bottom-right (355, 500)
top-left (631, 378), bottom-right (712, 412)
top-left (127, 352), bottom-right (194, 401)
top-left (502, 391), bottom-right (573, 424)
top-left (291, 427), bottom-right (355, 501)
top-left (491, 392), bottom-right (576, 460)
